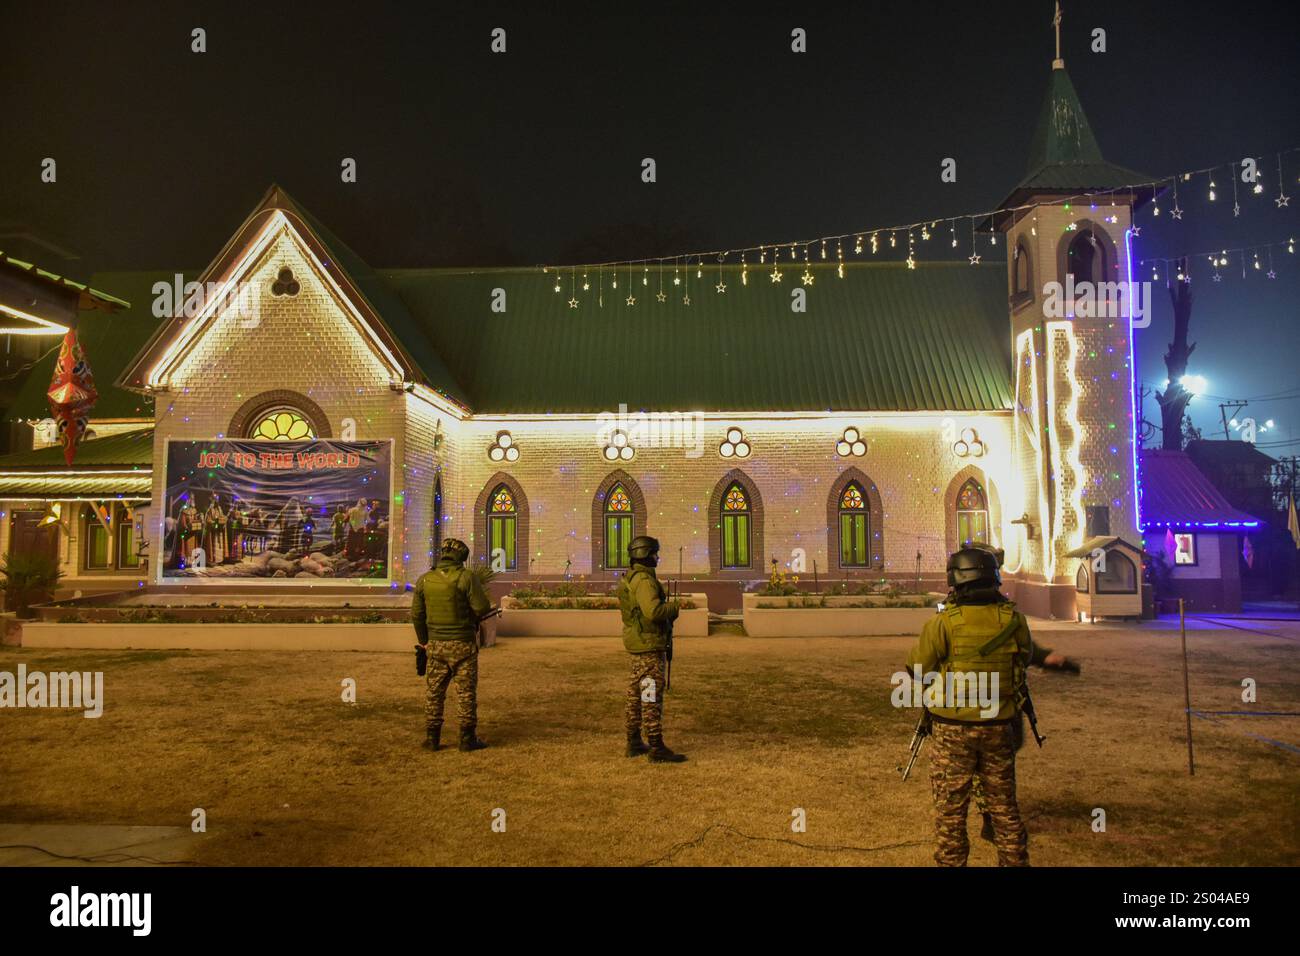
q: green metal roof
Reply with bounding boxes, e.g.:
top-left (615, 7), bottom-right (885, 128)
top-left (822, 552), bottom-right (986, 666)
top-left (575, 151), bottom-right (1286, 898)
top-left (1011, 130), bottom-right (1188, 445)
top-left (382, 261), bottom-right (1013, 413)
top-left (0, 426), bottom-right (154, 468)
top-left (8, 272), bottom-right (171, 421)
top-left (0, 251), bottom-right (131, 311)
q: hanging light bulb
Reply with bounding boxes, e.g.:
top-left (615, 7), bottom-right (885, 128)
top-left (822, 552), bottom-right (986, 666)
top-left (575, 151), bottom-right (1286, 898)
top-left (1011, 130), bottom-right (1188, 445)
top-left (1208, 177), bottom-right (1217, 201)
top-left (854, 235), bottom-right (863, 254)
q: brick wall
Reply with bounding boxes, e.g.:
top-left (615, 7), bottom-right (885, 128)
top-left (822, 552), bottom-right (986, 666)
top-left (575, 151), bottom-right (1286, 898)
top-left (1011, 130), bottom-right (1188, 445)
top-left (446, 412), bottom-right (1014, 582)
top-left (148, 224), bottom-right (406, 584)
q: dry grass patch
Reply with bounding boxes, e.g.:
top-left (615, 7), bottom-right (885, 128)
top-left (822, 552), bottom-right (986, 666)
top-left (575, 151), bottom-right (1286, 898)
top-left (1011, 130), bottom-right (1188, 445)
top-left (1, 625), bottom-right (1297, 866)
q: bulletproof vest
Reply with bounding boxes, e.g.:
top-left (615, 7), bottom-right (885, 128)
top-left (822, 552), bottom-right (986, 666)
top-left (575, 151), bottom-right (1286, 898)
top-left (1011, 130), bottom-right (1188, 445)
top-left (618, 567), bottom-right (669, 654)
top-left (930, 602), bottom-right (1028, 723)
top-left (419, 563), bottom-right (476, 641)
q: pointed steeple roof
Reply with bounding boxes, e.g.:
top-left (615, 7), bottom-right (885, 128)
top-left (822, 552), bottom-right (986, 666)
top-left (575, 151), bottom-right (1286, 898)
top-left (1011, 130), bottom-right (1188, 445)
top-left (988, 5), bottom-right (1156, 224)
top-left (988, 63), bottom-right (1156, 226)
top-left (1016, 64), bottom-right (1149, 194)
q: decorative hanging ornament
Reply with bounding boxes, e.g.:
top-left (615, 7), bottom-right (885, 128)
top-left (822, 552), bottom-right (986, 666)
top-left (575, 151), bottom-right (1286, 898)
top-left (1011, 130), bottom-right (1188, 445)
top-left (46, 328), bottom-right (99, 466)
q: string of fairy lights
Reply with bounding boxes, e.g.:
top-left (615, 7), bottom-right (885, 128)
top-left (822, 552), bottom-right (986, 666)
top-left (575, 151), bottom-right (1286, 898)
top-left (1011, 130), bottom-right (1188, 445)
top-left (1140, 235), bottom-right (1295, 282)
top-left (543, 146), bottom-right (1300, 306)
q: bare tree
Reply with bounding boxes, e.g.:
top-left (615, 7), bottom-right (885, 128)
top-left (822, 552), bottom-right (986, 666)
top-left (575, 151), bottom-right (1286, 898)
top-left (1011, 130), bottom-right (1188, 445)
top-left (1155, 259), bottom-right (1196, 451)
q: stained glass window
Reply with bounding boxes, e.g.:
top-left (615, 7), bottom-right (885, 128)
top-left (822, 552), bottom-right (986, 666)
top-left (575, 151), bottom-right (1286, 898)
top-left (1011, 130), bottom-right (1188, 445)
top-left (724, 484), bottom-right (748, 511)
top-left (839, 481), bottom-right (868, 566)
top-left (721, 483), bottom-right (750, 568)
top-left (956, 478), bottom-right (989, 546)
top-left (605, 483), bottom-right (633, 569)
top-left (488, 483), bottom-right (517, 570)
top-left (251, 408), bottom-right (315, 441)
top-left (840, 484), bottom-right (865, 510)
top-left (491, 486), bottom-right (516, 513)
top-left (607, 484), bottom-right (632, 512)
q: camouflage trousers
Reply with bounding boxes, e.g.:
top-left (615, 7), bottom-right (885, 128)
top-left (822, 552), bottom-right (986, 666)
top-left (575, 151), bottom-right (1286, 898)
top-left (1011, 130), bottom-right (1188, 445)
top-left (929, 720), bottom-right (1029, 867)
top-left (625, 651), bottom-right (666, 739)
top-left (973, 714), bottom-right (1025, 815)
top-left (425, 640), bottom-right (478, 731)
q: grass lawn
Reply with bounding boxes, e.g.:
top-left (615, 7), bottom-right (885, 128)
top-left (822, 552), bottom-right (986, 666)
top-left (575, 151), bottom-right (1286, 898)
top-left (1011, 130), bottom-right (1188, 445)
top-left (2, 624), bottom-right (1297, 866)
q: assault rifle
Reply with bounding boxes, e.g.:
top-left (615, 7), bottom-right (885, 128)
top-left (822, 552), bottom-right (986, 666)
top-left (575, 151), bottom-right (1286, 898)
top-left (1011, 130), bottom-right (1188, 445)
top-left (475, 606), bottom-right (502, 649)
top-left (1021, 685), bottom-right (1046, 747)
top-left (663, 575), bottom-right (675, 693)
top-left (898, 710), bottom-right (932, 782)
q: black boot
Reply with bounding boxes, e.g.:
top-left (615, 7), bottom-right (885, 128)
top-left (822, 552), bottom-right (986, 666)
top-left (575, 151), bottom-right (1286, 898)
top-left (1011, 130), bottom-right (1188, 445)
top-left (647, 734), bottom-right (687, 763)
top-left (626, 732), bottom-right (650, 757)
top-left (422, 727), bottom-right (441, 751)
top-left (980, 811), bottom-right (995, 842)
top-left (459, 725), bottom-right (488, 751)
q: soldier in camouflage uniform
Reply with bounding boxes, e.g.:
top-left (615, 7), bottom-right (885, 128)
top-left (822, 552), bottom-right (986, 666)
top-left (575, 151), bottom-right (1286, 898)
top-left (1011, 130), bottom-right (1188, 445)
top-left (618, 535), bottom-right (686, 762)
top-left (906, 546), bottom-right (1043, 866)
top-left (412, 538), bottom-right (491, 752)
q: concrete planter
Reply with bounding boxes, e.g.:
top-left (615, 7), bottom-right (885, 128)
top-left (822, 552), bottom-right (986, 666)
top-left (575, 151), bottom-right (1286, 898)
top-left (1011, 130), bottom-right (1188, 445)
top-left (499, 594), bottom-right (709, 637)
top-left (741, 593), bottom-right (941, 637)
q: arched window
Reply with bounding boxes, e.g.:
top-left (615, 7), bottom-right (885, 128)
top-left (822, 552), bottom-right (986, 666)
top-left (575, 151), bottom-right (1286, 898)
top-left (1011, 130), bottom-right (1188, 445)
top-left (1095, 549), bottom-right (1137, 593)
top-left (720, 482), bottom-right (751, 569)
top-left (488, 483), bottom-right (517, 571)
top-left (605, 483), bottom-right (634, 570)
top-left (249, 407), bottom-right (316, 441)
top-left (1014, 241), bottom-right (1032, 295)
top-left (838, 482), bottom-right (869, 567)
top-left (1076, 565), bottom-right (1089, 593)
top-left (1066, 229), bottom-right (1108, 285)
top-left (956, 478), bottom-right (989, 546)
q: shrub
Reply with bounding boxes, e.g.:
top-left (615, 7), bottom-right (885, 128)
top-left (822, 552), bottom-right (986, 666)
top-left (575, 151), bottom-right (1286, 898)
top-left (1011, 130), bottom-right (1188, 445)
top-left (0, 551), bottom-right (63, 619)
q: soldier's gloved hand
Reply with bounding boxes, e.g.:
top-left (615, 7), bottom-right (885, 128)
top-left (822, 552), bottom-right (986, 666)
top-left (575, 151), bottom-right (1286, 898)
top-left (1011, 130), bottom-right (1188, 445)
top-left (1043, 652), bottom-right (1080, 674)
top-left (666, 602), bottom-right (681, 621)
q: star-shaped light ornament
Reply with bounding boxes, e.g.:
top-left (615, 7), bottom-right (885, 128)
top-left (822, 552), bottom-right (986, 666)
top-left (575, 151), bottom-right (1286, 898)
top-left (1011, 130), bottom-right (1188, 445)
top-left (906, 256), bottom-right (916, 270)
top-left (770, 267), bottom-right (783, 283)
top-left (1268, 269), bottom-right (1277, 279)
top-left (682, 294), bottom-right (691, 305)
top-left (656, 290), bottom-right (667, 302)
top-left (1131, 225), bottom-right (1141, 236)
top-left (568, 297), bottom-right (579, 309)
top-left (1277, 193), bottom-right (1291, 208)
top-left (969, 252), bottom-right (981, 265)
top-left (1211, 273), bottom-right (1222, 283)
top-left (626, 294), bottom-right (636, 306)
top-left (716, 281), bottom-right (727, 294)
top-left (1233, 202), bottom-right (1241, 218)
top-left (1171, 205), bottom-right (1183, 220)
top-left (801, 270), bottom-right (814, 285)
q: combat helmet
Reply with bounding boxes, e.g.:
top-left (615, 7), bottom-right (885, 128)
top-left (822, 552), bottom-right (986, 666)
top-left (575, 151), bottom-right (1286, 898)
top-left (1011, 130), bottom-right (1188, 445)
top-left (946, 544), bottom-right (1002, 588)
top-left (440, 537), bottom-right (470, 563)
top-left (627, 535), bottom-right (660, 563)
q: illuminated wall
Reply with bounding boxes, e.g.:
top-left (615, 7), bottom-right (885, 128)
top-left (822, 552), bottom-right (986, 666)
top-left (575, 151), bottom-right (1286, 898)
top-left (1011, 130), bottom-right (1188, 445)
top-left (1004, 201), bottom-right (1141, 586)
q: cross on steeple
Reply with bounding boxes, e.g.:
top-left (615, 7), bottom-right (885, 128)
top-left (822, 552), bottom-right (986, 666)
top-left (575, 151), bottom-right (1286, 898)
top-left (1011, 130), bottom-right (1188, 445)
top-left (1053, 1), bottom-right (1065, 70)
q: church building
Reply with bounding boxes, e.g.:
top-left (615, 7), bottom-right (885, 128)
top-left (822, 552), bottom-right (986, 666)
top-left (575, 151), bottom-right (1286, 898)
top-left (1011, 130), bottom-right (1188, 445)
top-left (0, 53), bottom-right (1154, 619)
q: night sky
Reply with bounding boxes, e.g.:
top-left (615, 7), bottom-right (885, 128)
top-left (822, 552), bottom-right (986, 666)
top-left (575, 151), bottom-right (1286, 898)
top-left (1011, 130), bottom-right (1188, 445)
top-left (2, 1), bottom-right (1297, 448)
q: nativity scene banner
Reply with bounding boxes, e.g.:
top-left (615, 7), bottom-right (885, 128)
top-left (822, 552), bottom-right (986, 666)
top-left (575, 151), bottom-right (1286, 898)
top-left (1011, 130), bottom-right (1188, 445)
top-left (161, 439), bottom-right (393, 580)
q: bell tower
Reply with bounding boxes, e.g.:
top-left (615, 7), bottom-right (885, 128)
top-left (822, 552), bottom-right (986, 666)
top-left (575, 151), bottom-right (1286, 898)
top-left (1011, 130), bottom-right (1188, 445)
top-left (993, 3), bottom-right (1154, 617)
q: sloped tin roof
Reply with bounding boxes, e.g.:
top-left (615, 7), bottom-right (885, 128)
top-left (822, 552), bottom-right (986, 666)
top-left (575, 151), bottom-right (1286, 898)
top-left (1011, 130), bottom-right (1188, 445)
top-left (1140, 449), bottom-right (1262, 529)
top-left (383, 261), bottom-right (1013, 413)
top-left (8, 271), bottom-right (167, 420)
